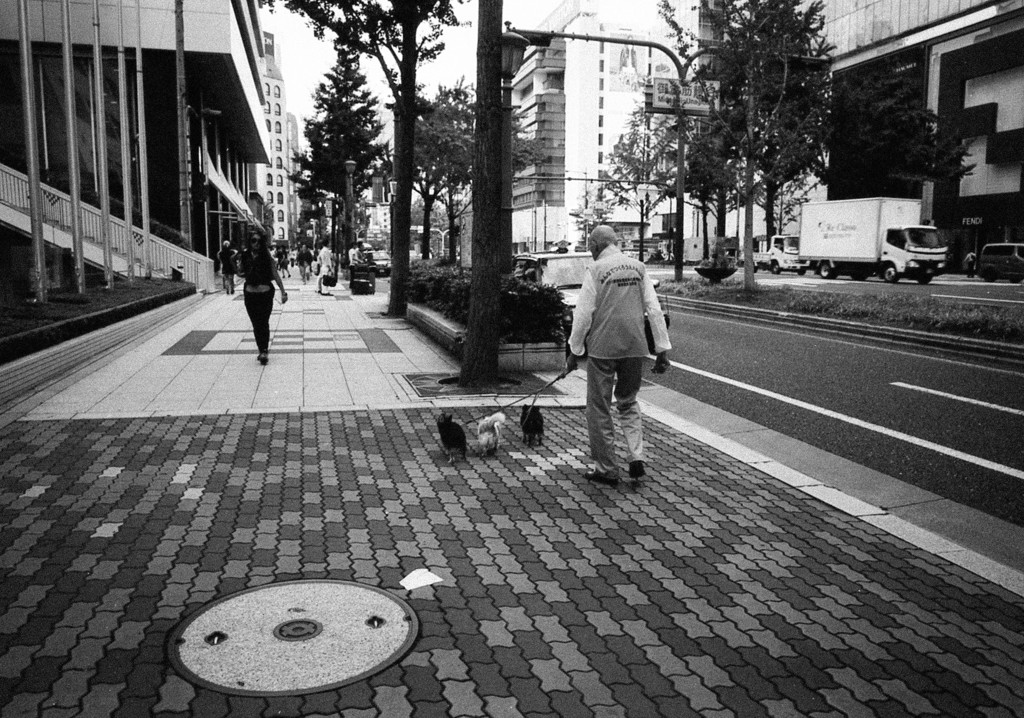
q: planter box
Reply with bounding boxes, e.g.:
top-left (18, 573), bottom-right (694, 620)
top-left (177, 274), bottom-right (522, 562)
top-left (406, 304), bottom-right (564, 372)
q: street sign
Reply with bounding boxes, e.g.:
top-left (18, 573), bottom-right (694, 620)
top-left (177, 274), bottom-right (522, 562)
top-left (645, 77), bottom-right (720, 116)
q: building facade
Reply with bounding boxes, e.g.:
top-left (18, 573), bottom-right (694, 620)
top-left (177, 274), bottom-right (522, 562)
top-left (260, 31), bottom-right (298, 247)
top-left (509, 0), bottom-right (726, 257)
top-left (0, 0), bottom-right (268, 298)
top-left (827, 0), bottom-right (1024, 267)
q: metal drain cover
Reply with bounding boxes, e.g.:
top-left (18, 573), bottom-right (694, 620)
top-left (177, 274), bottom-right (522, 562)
top-left (167, 580), bottom-right (418, 696)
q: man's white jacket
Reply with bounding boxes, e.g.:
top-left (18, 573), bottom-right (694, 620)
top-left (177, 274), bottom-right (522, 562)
top-left (568, 245), bottom-right (671, 359)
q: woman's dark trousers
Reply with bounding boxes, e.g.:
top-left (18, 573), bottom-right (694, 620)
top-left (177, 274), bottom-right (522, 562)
top-left (243, 289), bottom-right (275, 353)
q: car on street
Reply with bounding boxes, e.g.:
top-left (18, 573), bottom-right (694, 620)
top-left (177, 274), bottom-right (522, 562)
top-left (364, 250), bottom-right (391, 277)
top-left (978, 243), bottom-right (1024, 283)
top-left (513, 251), bottom-right (670, 347)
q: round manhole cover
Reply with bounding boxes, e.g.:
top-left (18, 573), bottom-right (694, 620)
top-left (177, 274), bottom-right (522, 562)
top-left (167, 580), bottom-right (418, 696)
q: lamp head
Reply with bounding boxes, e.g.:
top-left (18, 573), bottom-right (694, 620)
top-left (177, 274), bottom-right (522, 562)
top-left (500, 30), bottom-right (530, 80)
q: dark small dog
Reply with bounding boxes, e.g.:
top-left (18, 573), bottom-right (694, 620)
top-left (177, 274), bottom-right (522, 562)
top-left (520, 406), bottom-right (544, 446)
top-left (436, 412), bottom-right (467, 463)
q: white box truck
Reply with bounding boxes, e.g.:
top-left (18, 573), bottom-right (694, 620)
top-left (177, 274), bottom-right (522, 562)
top-left (752, 235), bottom-right (809, 274)
top-left (799, 198), bottom-right (948, 284)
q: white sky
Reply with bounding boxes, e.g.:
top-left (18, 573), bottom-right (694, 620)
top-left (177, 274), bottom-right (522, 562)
top-left (259, 1), bottom-right (557, 129)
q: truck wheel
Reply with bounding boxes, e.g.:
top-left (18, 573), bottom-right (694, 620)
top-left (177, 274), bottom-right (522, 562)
top-left (770, 262), bottom-right (781, 275)
top-left (981, 269), bottom-right (998, 283)
top-left (882, 265), bottom-right (900, 283)
top-left (818, 262), bottom-right (837, 280)
top-left (916, 275), bottom-right (933, 285)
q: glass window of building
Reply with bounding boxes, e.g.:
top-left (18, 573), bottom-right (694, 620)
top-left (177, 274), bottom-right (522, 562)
top-left (266, 173), bottom-right (273, 184)
top-left (278, 209), bottom-right (284, 221)
top-left (274, 104), bottom-right (281, 115)
top-left (277, 192), bottom-right (284, 205)
top-left (275, 121), bottom-right (282, 133)
top-left (275, 139), bottom-right (282, 152)
top-left (274, 86), bottom-right (280, 98)
top-left (275, 157), bottom-right (283, 169)
top-left (276, 175), bottom-right (283, 187)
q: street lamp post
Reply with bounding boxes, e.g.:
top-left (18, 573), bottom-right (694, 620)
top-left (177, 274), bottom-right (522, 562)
top-left (388, 179), bottom-right (397, 258)
top-left (344, 159), bottom-right (356, 266)
top-left (500, 29), bottom-right (528, 274)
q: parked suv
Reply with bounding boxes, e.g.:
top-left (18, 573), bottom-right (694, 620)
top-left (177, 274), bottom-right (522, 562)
top-left (978, 243), bottom-right (1024, 283)
top-left (513, 251), bottom-right (670, 345)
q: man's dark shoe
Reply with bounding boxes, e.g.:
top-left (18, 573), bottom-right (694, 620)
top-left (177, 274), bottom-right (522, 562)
top-left (584, 469), bottom-right (619, 486)
top-left (629, 460), bottom-right (645, 479)
top-left (258, 352), bottom-right (268, 365)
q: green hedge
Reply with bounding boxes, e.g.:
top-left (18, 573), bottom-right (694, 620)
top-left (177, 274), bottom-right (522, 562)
top-left (408, 261), bottom-right (566, 343)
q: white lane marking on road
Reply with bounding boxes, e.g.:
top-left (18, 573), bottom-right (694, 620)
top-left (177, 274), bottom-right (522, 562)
top-left (932, 294), bottom-right (1024, 305)
top-left (891, 382), bottom-right (1024, 417)
top-left (676, 310), bottom-right (1024, 378)
top-left (670, 360), bottom-right (1024, 482)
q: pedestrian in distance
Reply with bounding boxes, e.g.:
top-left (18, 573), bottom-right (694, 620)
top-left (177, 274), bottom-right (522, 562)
top-left (239, 230), bottom-right (288, 365)
top-left (963, 251), bottom-right (977, 278)
top-left (275, 245), bottom-right (291, 278)
top-left (316, 242), bottom-right (335, 295)
top-left (217, 240), bottom-right (238, 295)
top-left (297, 244), bottom-right (314, 284)
top-left (564, 225), bottom-right (671, 487)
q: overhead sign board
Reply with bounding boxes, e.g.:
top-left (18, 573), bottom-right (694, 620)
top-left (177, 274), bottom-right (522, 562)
top-left (645, 78), bottom-right (720, 116)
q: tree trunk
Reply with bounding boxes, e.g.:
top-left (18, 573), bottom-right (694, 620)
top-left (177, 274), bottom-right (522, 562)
top-left (420, 196), bottom-right (434, 260)
top-left (459, 0), bottom-right (503, 387)
top-left (447, 211), bottom-right (459, 265)
top-left (764, 180), bottom-right (778, 238)
top-left (386, 27), bottom-right (419, 317)
top-left (714, 189), bottom-right (727, 256)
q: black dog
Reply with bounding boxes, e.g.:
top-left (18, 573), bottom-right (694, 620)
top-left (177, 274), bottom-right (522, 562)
top-left (520, 406), bottom-right (544, 446)
top-left (436, 412), bottom-right (467, 463)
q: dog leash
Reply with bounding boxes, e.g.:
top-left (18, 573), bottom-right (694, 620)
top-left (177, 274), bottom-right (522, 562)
top-left (468, 369), bottom-right (570, 425)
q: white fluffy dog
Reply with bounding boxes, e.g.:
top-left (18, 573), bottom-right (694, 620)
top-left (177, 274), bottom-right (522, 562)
top-left (476, 412), bottom-right (507, 456)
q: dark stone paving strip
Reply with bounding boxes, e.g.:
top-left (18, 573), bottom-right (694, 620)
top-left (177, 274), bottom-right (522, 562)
top-left (1, 409), bottom-right (1023, 717)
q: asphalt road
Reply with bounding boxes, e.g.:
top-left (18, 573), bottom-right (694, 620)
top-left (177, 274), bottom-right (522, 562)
top-left (648, 268), bottom-right (1024, 308)
top-left (651, 308), bottom-right (1024, 528)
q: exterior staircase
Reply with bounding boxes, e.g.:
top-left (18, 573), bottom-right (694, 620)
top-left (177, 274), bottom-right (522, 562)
top-left (0, 162), bottom-right (215, 292)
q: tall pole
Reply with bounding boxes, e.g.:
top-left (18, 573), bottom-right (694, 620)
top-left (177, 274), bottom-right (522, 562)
top-left (93, 0), bottom-right (114, 287)
top-left (117, 0), bottom-right (134, 281)
top-left (18, 0), bottom-right (46, 302)
top-left (134, 0), bottom-right (151, 277)
top-left (174, 0), bottom-right (191, 249)
top-left (500, 76), bottom-right (513, 272)
top-left (61, 0), bottom-right (85, 294)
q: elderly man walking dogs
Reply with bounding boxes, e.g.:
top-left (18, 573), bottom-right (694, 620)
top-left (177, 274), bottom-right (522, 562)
top-left (564, 225), bottom-right (671, 487)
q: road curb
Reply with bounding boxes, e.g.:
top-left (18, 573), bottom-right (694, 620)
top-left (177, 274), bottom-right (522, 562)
top-left (661, 295), bottom-right (1024, 367)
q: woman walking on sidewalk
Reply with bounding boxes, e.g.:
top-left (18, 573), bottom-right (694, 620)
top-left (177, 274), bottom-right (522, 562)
top-left (239, 230), bottom-right (288, 365)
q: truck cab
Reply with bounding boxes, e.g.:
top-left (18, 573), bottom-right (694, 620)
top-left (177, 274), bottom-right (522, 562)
top-left (753, 235), bottom-right (808, 275)
top-left (881, 225), bottom-right (947, 284)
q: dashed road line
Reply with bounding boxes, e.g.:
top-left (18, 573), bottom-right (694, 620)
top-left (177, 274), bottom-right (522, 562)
top-left (892, 382), bottom-right (1024, 416)
top-left (671, 360), bottom-right (1024, 482)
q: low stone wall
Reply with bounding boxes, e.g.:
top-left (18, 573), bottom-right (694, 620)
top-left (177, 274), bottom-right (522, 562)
top-left (406, 303), bottom-right (564, 372)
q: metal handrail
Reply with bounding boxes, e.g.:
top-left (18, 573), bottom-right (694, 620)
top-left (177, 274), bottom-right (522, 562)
top-left (0, 162), bottom-right (215, 292)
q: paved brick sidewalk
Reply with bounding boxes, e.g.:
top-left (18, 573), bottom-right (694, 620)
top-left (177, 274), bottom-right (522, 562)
top-left (2, 405), bottom-right (1024, 717)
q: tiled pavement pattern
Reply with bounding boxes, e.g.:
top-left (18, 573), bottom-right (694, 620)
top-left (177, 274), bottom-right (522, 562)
top-left (2, 407), bottom-right (1024, 717)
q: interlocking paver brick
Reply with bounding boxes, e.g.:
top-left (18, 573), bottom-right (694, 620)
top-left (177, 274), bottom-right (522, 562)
top-left (0, 356), bottom-right (1022, 718)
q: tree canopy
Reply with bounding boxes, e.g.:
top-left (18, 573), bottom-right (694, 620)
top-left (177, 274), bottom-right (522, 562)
top-left (827, 68), bottom-right (970, 199)
top-left (268, 0), bottom-right (465, 316)
top-left (292, 46), bottom-right (385, 202)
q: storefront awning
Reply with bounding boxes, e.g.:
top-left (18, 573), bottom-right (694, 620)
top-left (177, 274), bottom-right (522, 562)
top-left (204, 151), bottom-right (257, 224)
